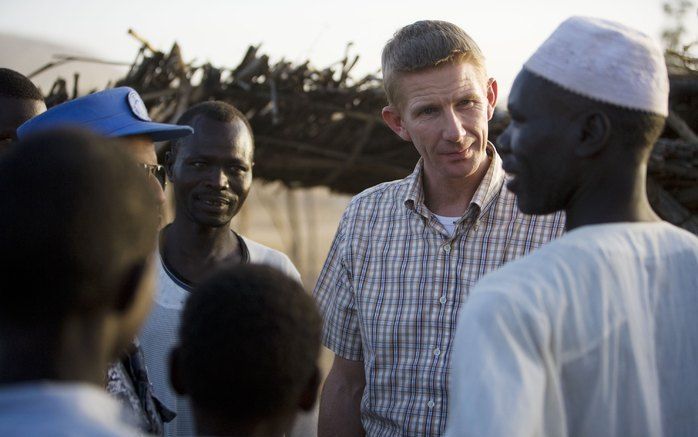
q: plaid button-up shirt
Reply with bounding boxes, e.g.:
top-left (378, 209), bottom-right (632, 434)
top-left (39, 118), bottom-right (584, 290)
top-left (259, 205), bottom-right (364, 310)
top-left (314, 147), bottom-right (566, 437)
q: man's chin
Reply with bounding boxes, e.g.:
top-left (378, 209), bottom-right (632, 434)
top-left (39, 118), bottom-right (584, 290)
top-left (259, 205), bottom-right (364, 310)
top-left (516, 199), bottom-right (559, 216)
top-left (190, 212), bottom-right (234, 228)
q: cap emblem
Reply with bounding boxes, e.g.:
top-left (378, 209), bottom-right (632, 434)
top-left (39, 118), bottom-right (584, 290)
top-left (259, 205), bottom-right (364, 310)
top-left (127, 90), bottom-right (151, 121)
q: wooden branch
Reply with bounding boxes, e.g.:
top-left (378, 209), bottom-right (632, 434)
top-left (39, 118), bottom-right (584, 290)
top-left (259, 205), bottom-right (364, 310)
top-left (127, 28), bottom-right (161, 54)
top-left (321, 120), bottom-right (375, 185)
top-left (675, 186), bottom-right (698, 204)
top-left (648, 179), bottom-right (698, 233)
top-left (667, 110), bottom-right (698, 143)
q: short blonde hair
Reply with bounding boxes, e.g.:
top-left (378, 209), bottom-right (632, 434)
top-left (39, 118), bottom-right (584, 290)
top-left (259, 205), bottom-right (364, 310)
top-left (381, 20), bottom-right (487, 106)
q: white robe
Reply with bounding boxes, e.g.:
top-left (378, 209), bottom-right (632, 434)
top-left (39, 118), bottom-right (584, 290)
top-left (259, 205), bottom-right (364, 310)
top-left (446, 222), bottom-right (698, 437)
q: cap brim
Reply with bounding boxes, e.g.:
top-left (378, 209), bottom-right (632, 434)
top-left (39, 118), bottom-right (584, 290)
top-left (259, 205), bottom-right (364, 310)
top-left (109, 120), bottom-right (194, 142)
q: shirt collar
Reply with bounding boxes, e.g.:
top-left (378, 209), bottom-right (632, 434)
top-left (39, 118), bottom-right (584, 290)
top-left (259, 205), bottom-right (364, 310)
top-left (403, 142), bottom-right (505, 221)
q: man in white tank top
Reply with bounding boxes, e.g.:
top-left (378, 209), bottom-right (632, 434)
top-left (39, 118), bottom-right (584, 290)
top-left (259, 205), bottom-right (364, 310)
top-left (139, 101), bottom-right (306, 436)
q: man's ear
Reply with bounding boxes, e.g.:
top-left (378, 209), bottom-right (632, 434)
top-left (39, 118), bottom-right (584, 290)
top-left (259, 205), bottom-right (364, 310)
top-left (382, 105), bottom-right (411, 142)
top-left (575, 111), bottom-right (611, 158)
top-left (297, 366), bottom-right (321, 412)
top-left (169, 347), bottom-right (187, 396)
top-left (486, 78), bottom-right (498, 121)
top-left (165, 146), bottom-right (176, 182)
top-left (113, 260), bottom-right (148, 314)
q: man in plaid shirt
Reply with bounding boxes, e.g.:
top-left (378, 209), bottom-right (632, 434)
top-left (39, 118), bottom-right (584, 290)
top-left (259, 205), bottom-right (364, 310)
top-left (313, 20), bottom-right (565, 437)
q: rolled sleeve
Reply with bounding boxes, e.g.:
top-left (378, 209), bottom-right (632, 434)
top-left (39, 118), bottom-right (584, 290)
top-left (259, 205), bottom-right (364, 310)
top-left (313, 215), bottom-right (363, 361)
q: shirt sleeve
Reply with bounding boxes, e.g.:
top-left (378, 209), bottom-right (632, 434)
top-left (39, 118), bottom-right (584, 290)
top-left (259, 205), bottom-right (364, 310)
top-left (445, 285), bottom-right (549, 437)
top-left (312, 211), bottom-right (363, 361)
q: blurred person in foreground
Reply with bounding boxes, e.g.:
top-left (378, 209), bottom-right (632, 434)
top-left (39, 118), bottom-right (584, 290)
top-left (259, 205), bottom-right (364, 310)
top-left (313, 20), bottom-right (565, 437)
top-left (16, 87), bottom-right (193, 434)
top-left (140, 101), bottom-right (302, 436)
top-left (0, 129), bottom-right (160, 436)
top-left (0, 67), bottom-right (46, 153)
top-left (169, 264), bottom-right (321, 437)
top-left (446, 16), bottom-right (698, 437)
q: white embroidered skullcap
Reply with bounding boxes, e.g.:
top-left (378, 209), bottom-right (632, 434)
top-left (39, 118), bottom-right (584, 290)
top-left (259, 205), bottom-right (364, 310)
top-left (523, 16), bottom-right (669, 116)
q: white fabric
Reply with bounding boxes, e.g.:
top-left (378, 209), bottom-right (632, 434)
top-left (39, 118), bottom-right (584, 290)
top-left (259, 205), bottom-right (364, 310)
top-left (524, 16), bottom-right (669, 116)
top-left (433, 213), bottom-right (460, 237)
top-left (446, 222), bottom-right (698, 437)
top-left (139, 235), bottom-right (304, 436)
top-left (0, 382), bottom-right (140, 436)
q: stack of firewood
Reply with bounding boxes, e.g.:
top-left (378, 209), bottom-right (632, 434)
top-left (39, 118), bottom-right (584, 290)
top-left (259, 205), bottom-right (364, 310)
top-left (40, 31), bottom-right (698, 234)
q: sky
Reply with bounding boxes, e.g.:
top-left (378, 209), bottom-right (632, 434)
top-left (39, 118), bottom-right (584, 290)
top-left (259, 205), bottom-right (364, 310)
top-left (1, 0), bottom-right (696, 99)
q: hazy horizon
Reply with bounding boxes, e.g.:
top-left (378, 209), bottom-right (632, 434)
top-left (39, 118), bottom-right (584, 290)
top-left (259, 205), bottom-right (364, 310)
top-left (2, 0), bottom-right (695, 100)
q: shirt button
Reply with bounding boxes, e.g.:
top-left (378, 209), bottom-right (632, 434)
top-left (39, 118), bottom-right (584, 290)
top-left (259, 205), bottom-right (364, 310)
top-left (439, 296), bottom-right (447, 304)
top-left (427, 400), bottom-right (435, 408)
top-left (434, 347), bottom-right (441, 357)
top-left (443, 244), bottom-right (451, 254)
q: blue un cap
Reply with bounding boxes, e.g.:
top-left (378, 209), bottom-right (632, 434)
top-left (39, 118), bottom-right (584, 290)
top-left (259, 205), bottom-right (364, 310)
top-left (17, 87), bottom-right (193, 141)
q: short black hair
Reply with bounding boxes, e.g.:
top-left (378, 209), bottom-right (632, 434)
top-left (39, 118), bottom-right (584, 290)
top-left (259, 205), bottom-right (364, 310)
top-left (177, 100), bottom-right (253, 142)
top-left (0, 128), bottom-right (159, 326)
top-left (171, 100), bottom-right (254, 150)
top-left (178, 264), bottom-right (321, 422)
top-left (0, 68), bottom-right (44, 101)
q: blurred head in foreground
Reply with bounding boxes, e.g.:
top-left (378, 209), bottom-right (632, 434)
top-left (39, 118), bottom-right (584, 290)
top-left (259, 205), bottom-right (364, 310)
top-left (0, 128), bottom-right (160, 386)
top-left (0, 68), bottom-right (46, 153)
top-left (170, 264), bottom-right (321, 437)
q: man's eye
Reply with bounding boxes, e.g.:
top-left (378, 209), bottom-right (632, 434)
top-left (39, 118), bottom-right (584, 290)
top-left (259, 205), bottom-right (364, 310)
top-left (459, 99), bottom-right (475, 107)
top-left (420, 107), bottom-right (437, 116)
top-left (191, 162), bottom-right (206, 168)
top-left (229, 165), bottom-right (248, 173)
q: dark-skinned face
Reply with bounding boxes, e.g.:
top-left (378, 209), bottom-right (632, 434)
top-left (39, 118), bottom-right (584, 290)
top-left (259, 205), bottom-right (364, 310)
top-left (0, 96), bottom-right (46, 152)
top-left (167, 116), bottom-right (253, 228)
top-left (497, 70), bottom-right (579, 215)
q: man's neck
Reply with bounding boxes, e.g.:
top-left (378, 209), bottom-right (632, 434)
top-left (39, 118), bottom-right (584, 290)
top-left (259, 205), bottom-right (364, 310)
top-left (161, 216), bottom-right (242, 285)
top-left (422, 157), bottom-right (490, 217)
top-left (194, 409), bottom-right (293, 437)
top-left (0, 318), bottom-right (113, 387)
top-left (564, 163), bottom-right (661, 231)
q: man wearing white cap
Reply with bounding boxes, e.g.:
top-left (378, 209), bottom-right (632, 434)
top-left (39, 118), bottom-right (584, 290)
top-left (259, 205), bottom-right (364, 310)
top-left (445, 17), bottom-right (698, 437)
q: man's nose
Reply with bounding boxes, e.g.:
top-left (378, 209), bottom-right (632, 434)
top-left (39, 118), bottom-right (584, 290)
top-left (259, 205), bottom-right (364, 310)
top-left (206, 167), bottom-right (230, 190)
top-left (442, 108), bottom-right (466, 143)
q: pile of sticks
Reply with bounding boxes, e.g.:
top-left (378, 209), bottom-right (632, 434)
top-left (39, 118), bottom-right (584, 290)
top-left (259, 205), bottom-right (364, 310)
top-left (41, 31), bottom-right (698, 234)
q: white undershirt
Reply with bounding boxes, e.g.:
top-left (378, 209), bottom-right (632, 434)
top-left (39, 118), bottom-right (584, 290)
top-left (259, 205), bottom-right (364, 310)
top-left (433, 213), bottom-right (460, 237)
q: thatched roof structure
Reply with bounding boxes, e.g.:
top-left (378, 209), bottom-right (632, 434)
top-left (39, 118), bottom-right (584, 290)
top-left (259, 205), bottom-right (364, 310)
top-left (38, 31), bottom-right (698, 233)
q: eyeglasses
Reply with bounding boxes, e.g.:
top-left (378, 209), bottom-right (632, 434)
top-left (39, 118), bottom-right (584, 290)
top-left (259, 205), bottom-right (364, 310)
top-left (140, 163), bottom-right (167, 190)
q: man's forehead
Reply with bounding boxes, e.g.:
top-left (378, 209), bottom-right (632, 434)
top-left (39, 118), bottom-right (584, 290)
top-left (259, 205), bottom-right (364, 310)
top-left (178, 119), bottom-right (253, 159)
top-left (190, 115), bottom-right (249, 137)
top-left (120, 135), bottom-right (158, 165)
top-left (509, 70), bottom-right (578, 127)
top-left (396, 61), bottom-right (487, 103)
